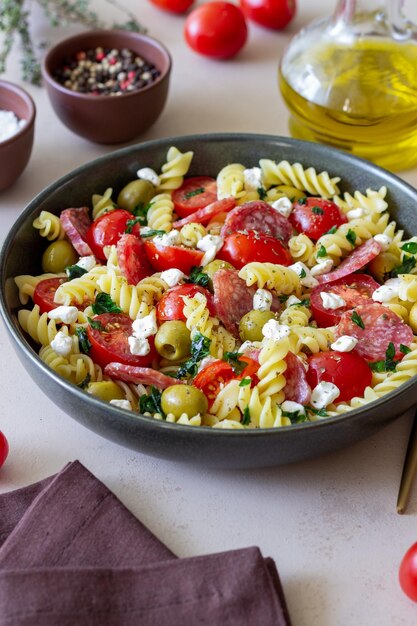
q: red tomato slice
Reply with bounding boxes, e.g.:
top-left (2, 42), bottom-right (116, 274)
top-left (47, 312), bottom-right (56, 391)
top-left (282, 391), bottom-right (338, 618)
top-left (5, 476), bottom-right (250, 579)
top-left (173, 198), bottom-right (236, 228)
top-left (33, 277), bottom-right (68, 313)
top-left (0, 431), bottom-right (9, 469)
top-left (86, 209), bottom-right (139, 261)
top-left (217, 230), bottom-right (292, 270)
top-left (310, 273), bottom-right (380, 327)
top-left (399, 542), bottom-right (417, 602)
top-left (172, 176), bottom-right (218, 218)
top-left (144, 239), bottom-right (204, 273)
top-left (117, 233), bottom-right (152, 285)
top-left (157, 284), bottom-right (215, 322)
top-left (86, 313), bottom-right (156, 369)
top-left (306, 350), bottom-right (372, 403)
top-left (290, 197), bottom-right (347, 241)
top-left (194, 356), bottom-right (260, 407)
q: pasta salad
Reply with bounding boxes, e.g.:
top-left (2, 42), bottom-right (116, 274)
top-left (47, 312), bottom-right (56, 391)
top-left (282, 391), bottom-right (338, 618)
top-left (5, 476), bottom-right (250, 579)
top-left (14, 146), bottom-right (417, 429)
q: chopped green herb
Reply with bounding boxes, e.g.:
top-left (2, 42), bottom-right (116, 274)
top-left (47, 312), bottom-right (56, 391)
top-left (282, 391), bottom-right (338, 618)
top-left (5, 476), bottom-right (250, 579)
top-left (279, 294), bottom-right (289, 304)
top-left (351, 311), bottom-right (365, 329)
top-left (66, 264), bottom-right (87, 280)
top-left (185, 266), bottom-right (210, 288)
top-left (184, 187), bottom-right (205, 199)
top-left (88, 317), bottom-right (105, 331)
top-left (290, 298), bottom-right (310, 307)
top-left (299, 267), bottom-right (307, 279)
top-left (369, 342), bottom-right (398, 373)
top-left (400, 344), bottom-right (412, 355)
top-left (132, 201), bottom-right (153, 224)
top-left (78, 373), bottom-right (91, 389)
top-left (401, 242), bottom-right (417, 254)
top-left (239, 377), bottom-right (251, 387)
top-left (224, 351), bottom-right (247, 375)
top-left (92, 293), bottom-right (122, 315)
top-left (317, 245), bottom-right (327, 258)
top-left (75, 327), bottom-right (91, 354)
top-left (311, 205), bottom-right (324, 215)
top-left (125, 217), bottom-right (143, 233)
top-left (140, 229), bottom-right (166, 238)
top-left (389, 256), bottom-right (417, 278)
top-left (386, 342), bottom-right (395, 361)
top-left (297, 197), bottom-right (307, 205)
top-left (257, 186), bottom-right (267, 200)
top-left (282, 409), bottom-right (307, 424)
top-left (325, 225), bottom-right (338, 235)
top-left (242, 406), bottom-right (251, 425)
top-left (346, 229), bottom-right (357, 246)
top-left (176, 332), bottom-right (211, 379)
top-left (306, 406), bottom-right (328, 417)
top-left (139, 386), bottom-right (164, 416)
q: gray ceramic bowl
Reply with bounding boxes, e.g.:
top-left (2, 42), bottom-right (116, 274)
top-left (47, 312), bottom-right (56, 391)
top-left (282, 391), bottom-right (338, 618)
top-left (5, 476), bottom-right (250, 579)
top-left (1, 133), bottom-right (417, 468)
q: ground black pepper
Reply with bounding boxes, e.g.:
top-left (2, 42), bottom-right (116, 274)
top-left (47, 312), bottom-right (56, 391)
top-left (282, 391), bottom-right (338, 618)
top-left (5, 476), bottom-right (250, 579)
top-left (53, 47), bottom-right (161, 96)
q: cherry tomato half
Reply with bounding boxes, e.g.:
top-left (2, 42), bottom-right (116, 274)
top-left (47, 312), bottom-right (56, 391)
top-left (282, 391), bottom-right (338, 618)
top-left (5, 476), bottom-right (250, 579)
top-left (149, 0), bottom-right (194, 13)
top-left (172, 176), bottom-right (218, 218)
top-left (157, 284), bottom-right (215, 322)
top-left (86, 209), bottom-right (138, 261)
top-left (33, 277), bottom-right (68, 313)
top-left (194, 356), bottom-right (259, 407)
top-left (86, 313), bottom-right (156, 368)
top-left (217, 230), bottom-right (292, 270)
top-left (310, 273), bottom-right (380, 327)
top-left (0, 431), bottom-right (9, 469)
top-left (239, 0), bottom-right (296, 30)
top-left (184, 2), bottom-right (248, 59)
top-left (144, 239), bottom-right (204, 273)
top-left (399, 542), bottom-right (417, 602)
top-left (306, 350), bottom-right (372, 403)
top-left (290, 197), bottom-right (347, 241)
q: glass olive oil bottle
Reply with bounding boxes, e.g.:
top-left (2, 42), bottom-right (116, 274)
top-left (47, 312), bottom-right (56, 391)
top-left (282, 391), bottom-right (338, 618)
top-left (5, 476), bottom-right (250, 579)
top-left (279, 1), bottom-right (417, 171)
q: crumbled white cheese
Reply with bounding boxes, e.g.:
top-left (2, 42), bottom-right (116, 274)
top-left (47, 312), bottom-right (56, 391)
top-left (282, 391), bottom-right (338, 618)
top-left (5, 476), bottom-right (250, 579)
top-left (271, 197), bottom-right (293, 218)
top-left (330, 335), bottom-right (358, 352)
top-left (285, 295), bottom-right (301, 307)
top-left (50, 331), bottom-right (73, 356)
top-left (109, 399), bottom-right (133, 411)
top-left (153, 230), bottom-right (181, 247)
top-left (160, 268), bottom-right (185, 287)
top-left (373, 234), bottom-right (392, 251)
top-left (132, 310), bottom-right (158, 338)
top-left (0, 110), bottom-right (26, 143)
top-left (76, 255), bottom-right (96, 272)
top-left (311, 381), bottom-right (340, 408)
top-left (197, 234), bottom-right (224, 267)
top-left (310, 258), bottom-right (334, 276)
top-left (372, 278), bottom-right (400, 303)
top-left (47, 305), bottom-right (79, 324)
top-left (289, 262), bottom-right (319, 288)
top-left (320, 292), bottom-right (346, 310)
top-left (140, 226), bottom-right (153, 236)
top-left (253, 288), bottom-right (273, 312)
top-left (347, 208), bottom-right (365, 220)
top-left (281, 400), bottom-right (306, 417)
top-left (128, 335), bottom-right (151, 356)
top-left (262, 320), bottom-right (291, 341)
top-left (136, 167), bottom-right (160, 186)
top-left (197, 356), bottom-right (217, 373)
top-left (243, 167), bottom-right (263, 190)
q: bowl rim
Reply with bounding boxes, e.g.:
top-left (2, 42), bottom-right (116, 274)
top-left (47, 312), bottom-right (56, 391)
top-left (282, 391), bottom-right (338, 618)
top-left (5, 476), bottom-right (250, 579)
top-left (0, 79), bottom-right (36, 146)
top-left (41, 29), bottom-right (172, 101)
top-left (2, 131), bottom-right (417, 439)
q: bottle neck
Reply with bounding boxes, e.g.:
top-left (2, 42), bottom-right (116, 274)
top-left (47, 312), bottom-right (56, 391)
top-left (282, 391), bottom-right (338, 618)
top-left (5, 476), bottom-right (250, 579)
top-left (332, 0), bottom-right (410, 37)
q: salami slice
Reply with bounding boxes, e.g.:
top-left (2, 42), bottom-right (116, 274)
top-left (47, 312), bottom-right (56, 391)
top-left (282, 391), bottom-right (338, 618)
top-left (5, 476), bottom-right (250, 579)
top-left (104, 363), bottom-right (185, 389)
top-left (283, 351), bottom-right (311, 404)
top-left (220, 201), bottom-right (293, 243)
top-left (318, 238), bottom-right (382, 284)
top-left (60, 206), bottom-right (93, 256)
top-left (172, 198), bottom-right (236, 228)
top-left (334, 302), bottom-right (414, 362)
top-left (117, 233), bottom-right (152, 285)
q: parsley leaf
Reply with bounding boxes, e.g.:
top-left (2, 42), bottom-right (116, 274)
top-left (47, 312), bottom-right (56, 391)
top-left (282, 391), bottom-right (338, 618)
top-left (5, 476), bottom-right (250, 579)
top-left (78, 373), bottom-right (91, 389)
top-left (369, 342), bottom-right (398, 373)
top-left (242, 406), bottom-right (251, 425)
top-left (139, 386), bottom-right (164, 415)
top-left (125, 217), bottom-right (143, 233)
top-left (224, 351), bottom-right (247, 375)
top-left (290, 298), bottom-right (310, 307)
top-left (325, 225), bottom-right (337, 235)
top-left (66, 264), bottom-right (87, 280)
top-left (306, 406), bottom-right (328, 417)
top-left (400, 344), bottom-right (412, 355)
top-left (351, 310), bottom-right (365, 329)
top-left (389, 256), bottom-right (417, 278)
top-left (282, 409), bottom-right (308, 424)
top-left (75, 327), bottom-right (91, 354)
top-left (297, 197), bottom-right (307, 205)
top-left (346, 229), bottom-right (357, 246)
top-left (184, 187), bottom-right (205, 199)
top-left (185, 266), bottom-right (210, 289)
top-left (176, 332), bottom-right (211, 379)
top-left (299, 267), bottom-right (307, 279)
top-left (317, 245), bottom-right (327, 258)
top-left (92, 293), bottom-right (122, 315)
top-left (311, 205), bottom-right (324, 215)
top-left (401, 242), bottom-right (417, 254)
top-left (257, 186), bottom-right (267, 200)
top-left (239, 377), bottom-right (251, 387)
top-left (88, 317), bottom-right (105, 331)
top-left (139, 229), bottom-right (166, 238)
top-left (132, 201), bottom-right (152, 223)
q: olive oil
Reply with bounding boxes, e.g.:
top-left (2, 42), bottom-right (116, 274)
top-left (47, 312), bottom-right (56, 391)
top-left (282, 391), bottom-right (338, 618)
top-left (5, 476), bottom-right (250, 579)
top-left (279, 39), bottom-right (417, 171)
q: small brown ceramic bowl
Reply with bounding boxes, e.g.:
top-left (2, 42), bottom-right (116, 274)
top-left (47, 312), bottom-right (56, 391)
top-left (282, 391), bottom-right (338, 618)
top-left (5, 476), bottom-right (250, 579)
top-left (41, 30), bottom-right (171, 145)
top-left (0, 80), bottom-right (36, 192)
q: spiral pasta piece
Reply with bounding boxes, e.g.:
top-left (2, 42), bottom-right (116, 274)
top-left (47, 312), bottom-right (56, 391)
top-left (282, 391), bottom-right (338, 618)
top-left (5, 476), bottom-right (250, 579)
top-left (237, 384), bottom-right (290, 429)
top-left (288, 234), bottom-right (316, 266)
top-left (279, 303), bottom-right (311, 327)
top-left (179, 222), bottom-right (206, 247)
top-left (333, 186), bottom-right (388, 219)
top-left (97, 270), bottom-right (168, 319)
top-left (91, 187), bottom-right (116, 220)
top-left (14, 273), bottom-right (66, 305)
top-left (147, 193), bottom-right (174, 232)
top-left (216, 163), bottom-right (246, 199)
top-left (156, 147), bottom-right (194, 191)
top-left (182, 292), bottom-right (216, 340)
top-left (18, 305), bottom-right (62, 346)
top-left (314, 217), bottom-right (385, 264)
top-left (32, 211), bottom-right (66, 241)
top-left (239, 262), bottom-right (301, 295)
top-left (289, 327), bottom-right (335, 354)
top-left (256, 337), bottom-right (290, 403)
top-left (259, 159), bottom-right (341, 198)
top-left (54, 274), bottom-right (100, 306)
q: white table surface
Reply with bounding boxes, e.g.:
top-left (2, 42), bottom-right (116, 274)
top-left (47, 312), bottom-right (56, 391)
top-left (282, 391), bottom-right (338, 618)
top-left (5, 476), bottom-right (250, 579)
top-left (2, 1), bottom-right (417, 624)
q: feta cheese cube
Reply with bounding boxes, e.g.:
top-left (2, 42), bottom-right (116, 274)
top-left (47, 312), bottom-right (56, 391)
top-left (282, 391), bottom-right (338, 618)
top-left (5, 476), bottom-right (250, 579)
top-left (289, 262), bottom-right (319, 288)
top-left (160, 268), bottom-right (185, 287)
top-left (128, 336), bottom-right (151, 356)
top-left (50, 331), bottom-right (73, 356)
top-left (243, 167), bottom-right (263, 190)
top-left (47, 305), bottom-right (79, 324)
top-left (311, 381), bottom-right (340, 408)
top-left (320, 292), bottom-right (346, 310)
top-left (76, 255), bottom-right (96, 272)
top-left (253, 288), bottom-right (273, 312)
top-left (271, 197), bottom-right (293, 218)
top-left (330, 335), bottom-right (358, 352)
top-left (262, 320), bottom-right (291, 341)
top-left (110, 399), bottom-right (133, 411)
top-left (310, 258), bottom-right (334, 276)
top-left (136, 167), bottom-right (160, 187)
top-left (132, 310), bottom-right (158, 338)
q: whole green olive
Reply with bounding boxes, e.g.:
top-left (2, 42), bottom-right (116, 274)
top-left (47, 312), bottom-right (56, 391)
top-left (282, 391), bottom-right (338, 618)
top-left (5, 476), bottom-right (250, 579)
top-left (155, 321), bottom-right (191, 361)
top-left (117, 179), bottom-right (154, 213)
top-left (202, 259), bottom-right (234, 291)
top-left (87, 381), bottom-right (126, 402)
top-left (41, 240), bottom-right (78, 273)
top-left (276, 185), bottom-right (306, 202)
top-left (161, 384), bottom-right (208, 418)
top-left (239, 309), bottom-right (276, 342)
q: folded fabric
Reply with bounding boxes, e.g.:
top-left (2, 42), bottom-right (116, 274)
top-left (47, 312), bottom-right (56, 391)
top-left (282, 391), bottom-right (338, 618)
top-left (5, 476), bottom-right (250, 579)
top-left (0, 461), bottom-right (291, 626)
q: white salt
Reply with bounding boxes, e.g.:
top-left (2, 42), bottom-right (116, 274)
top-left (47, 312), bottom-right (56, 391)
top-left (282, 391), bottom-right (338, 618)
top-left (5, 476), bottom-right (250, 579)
top-left (0, 109), bottom-right (26, 142)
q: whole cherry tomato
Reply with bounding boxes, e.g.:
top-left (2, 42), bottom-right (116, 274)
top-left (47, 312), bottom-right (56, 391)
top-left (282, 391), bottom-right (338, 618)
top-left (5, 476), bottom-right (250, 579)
top-left (306, 351), bottom-right (372, 403)
top-left (217, 230), bottom-right (292, 270)
top-left (149, 0), bottom-right (194, 13)
top-left (86, 209), bottom-right (139, 261)
top-left (239, 0), bottom-right (296, 30)
top-left (157, 284), bottom-right (215, 322)
top-left (184, 2), bottom-right (248, 59)
top-left (290, 197), bottom-right (347, 241)
top-left (399, 542), bottom-right (417, 602)
top-left (0, 431), bottom-right (9, 468)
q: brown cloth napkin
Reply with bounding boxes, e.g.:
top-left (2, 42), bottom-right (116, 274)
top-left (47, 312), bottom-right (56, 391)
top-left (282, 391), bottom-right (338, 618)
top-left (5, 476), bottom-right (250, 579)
top-left (0, 461), bottom-right (291, 626)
